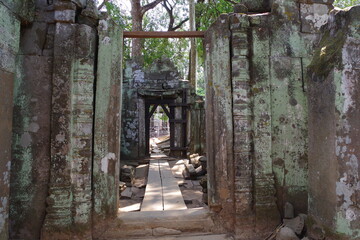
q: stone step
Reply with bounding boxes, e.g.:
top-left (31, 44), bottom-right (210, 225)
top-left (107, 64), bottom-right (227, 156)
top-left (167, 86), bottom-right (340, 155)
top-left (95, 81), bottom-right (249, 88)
top-left (128, 233), bottom-right (234, 240)
top-left (100, 208), bottom-right (215, 239)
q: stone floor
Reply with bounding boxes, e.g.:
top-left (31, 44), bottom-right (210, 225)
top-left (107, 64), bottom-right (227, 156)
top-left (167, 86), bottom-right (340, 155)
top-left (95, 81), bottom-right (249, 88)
top-left (119, 154), bottom-right (206, 212)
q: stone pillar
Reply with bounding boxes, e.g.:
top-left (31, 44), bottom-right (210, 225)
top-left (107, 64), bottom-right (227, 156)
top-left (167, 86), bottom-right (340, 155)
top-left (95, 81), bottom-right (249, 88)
top-left (41, 1), bottom-right (97, 237)
top-left (308, 6), bottom-right (360, 238)
top-left (229, 14), bottom-right (255, 239)
top-left (0, 3), bottom-right (21, 239)
top-left (249, 14), bottom-right (280, 234)
top-left (93, 17), bottom-right (123, 231)
top-left (204, 14), bottom-right (235, 233)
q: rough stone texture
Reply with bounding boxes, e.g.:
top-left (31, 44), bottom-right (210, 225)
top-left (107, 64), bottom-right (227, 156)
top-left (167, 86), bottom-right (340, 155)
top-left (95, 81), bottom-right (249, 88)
top-left (0, 2), bottom-right (21, 239)
top-left (308, 6), bottom-right (360, 239)
top-left (0, 0), bottom-right (35, 22)
top-left (41, 22), bottom-right (97, 239)
top-left (188, 97), bottom-right (206, 155)
top-left (121, 59), bottom-right (190, 160)
top-left (204, 1), bottom-right (335, 238)
top-left (204, 14), bottom-right (235, 233)
top-left (93, 17), bottom-right (123, 228)
top-left (8, 3), bottom-right (54, 239)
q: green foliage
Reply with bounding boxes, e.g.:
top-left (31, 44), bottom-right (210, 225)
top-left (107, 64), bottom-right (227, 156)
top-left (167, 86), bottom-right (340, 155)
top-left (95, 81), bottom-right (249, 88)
top-left (142, 2), bottom-right (190, 77)
top-left (104, 1), bottom-right (132, 59)
top-left (195, 0), bottom-right (236, 96)
top-left (333, 0), bottom-right (360, 8)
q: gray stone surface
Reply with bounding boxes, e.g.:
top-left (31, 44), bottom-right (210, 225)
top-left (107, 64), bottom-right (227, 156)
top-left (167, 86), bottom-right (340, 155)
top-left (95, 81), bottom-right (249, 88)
top-left (276, 227), bottom-right (299, 240)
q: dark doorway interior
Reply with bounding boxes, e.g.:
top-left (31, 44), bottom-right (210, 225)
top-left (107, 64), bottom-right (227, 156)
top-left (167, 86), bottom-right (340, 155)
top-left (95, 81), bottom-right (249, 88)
top-left (145, 95), bottom-right (188, 157)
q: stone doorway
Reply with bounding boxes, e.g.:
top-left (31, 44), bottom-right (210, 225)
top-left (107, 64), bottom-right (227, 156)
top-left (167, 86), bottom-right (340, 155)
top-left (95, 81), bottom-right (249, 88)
top-left (145, 96), bottom-right (188, 158)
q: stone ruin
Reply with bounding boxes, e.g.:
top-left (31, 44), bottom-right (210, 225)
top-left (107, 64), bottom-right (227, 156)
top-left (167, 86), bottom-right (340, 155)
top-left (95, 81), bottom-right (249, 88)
top-left (0, 0), bottom-right (360, 239)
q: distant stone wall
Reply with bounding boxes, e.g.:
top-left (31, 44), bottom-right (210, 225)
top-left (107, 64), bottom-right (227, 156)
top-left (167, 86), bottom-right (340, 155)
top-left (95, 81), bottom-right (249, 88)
top-left (308, 6), bottom-right (360, 238)
top-left (121, 59), bottom-right (189, 160)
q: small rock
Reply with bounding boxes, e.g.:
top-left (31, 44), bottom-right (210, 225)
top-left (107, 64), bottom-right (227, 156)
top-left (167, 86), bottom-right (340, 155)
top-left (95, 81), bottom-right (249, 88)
top-left (133, 178), bottom-right (147, 188)
top-left (184, 163), bottom-right (197, 180)
top-left (301, 237), bottom-right (310, 240)
top-left (120, 187), bottom-right (132, 198)
top-left (195, 165), bottom-right (206, 176)
top-left (152, 227), bottom-right (182, 236)
top-left (308, 224), bottom-right (325, 240)
top-left (119, 181), bottom-right (127, 192)
top-left (298, 213), bottom-right (307, 221)
top-left (184, 180), bottom-right (194, 188)
top-left (120, 165), bottom-right (135, 182)
top-left (284, 202), bottom-right (295, 219)
top-left (135, 164), bottom-right (149, 178)
top-left (276, 227), bottom-right (299, 240)
top-left (283, 216), bottom-right (304, 235)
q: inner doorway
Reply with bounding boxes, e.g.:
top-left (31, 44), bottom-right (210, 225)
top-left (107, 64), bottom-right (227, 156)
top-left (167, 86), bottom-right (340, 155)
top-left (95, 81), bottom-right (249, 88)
top-left (145, 96), bottom-right (188, 158)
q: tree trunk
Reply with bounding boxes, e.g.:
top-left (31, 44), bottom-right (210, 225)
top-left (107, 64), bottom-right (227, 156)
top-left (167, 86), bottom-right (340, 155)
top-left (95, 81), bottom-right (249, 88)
top-left (189, 0), bottom-right (197, 88)
top-left (131, 0), bottom-right (143, 58)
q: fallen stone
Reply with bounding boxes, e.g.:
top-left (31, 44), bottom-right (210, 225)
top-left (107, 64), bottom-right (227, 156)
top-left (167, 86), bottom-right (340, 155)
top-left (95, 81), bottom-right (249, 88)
top-left (133, 178), bottom-right (147, 188)
top-left (298, 213), bottom-right (307, 221)
top-left (120, 165), bottom-right (135, 183)
top-left (131, 187), bottom-right (145, 199)
top-left (190, 155), bottom-right (205, 168)
top-left (276, 227), bottom-right (299, 240)
top-left (284, 202), bottom-right (295, 219)
top-left (152, 227), bottom-right (182, 236)
top-left (119, 181), bottom-right (127, 192)
top-left (308, 225), bottom-right (325, 240)
top-left (283, 216), bottom-right (304, 235)
top-left (195, 165), bottom-right (206, 176)
top-left (135, 164), bottom-right (149, 178)
top-left (121, 187), bottom-right (132, 198)
top-left (199, 156), bottom-right (207, 172)
top-left (185, 163), bottom-right (197, 179)
top-left (184, 180), bottom-right (194, 188)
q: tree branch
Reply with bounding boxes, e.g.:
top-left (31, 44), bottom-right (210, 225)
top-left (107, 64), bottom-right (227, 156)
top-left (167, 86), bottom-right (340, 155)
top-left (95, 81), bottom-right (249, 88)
top-left (98, 0), bottom-right (109, 10)
top-left (170, 18), bottom-right (189, 31)
top-left (162, 0), bottom-right (175, 31)
top-left (141, 0), bottom-right (163, 15)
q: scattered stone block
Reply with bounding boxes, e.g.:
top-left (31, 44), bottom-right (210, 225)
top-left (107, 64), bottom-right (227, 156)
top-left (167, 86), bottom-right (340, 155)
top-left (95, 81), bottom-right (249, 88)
top-left (276, 227), bottom-right (299, 240)
top-left (283, 216), bottom-right (304, 235)
top-left (184, 180), bottom-right (194, 188)
top-left (152, 227), bottom-right (182, 236)
top-left (284, 202), bottom-right (295, 219)
top-left (308, 224), bottom-right (325, 240)
top-left (135, 164), bottom-right (149, 178)
top-left (184, 163), bottom-right (197, 180)
top-left (120, 165), bottom-right (135, 182)
top-left (121, 187), bottom-right (132, 199)
top-left (119, 181), bottom-right (127, 192)
top-left (133, 178), bottom-right (147, 188)
top-left (195, 165), bottom-right (206, 176)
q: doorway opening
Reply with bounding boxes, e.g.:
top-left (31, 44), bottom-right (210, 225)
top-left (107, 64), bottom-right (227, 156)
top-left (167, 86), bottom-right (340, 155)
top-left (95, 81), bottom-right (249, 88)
top-left (149, 104), bottom-right (170, 156)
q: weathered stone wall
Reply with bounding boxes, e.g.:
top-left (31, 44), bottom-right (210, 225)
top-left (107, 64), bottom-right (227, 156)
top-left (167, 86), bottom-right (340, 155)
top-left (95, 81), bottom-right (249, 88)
top-left (2, 0), bottom-right (123, 239)
top-left (0, 1), bottom-right (28, 238)
top-left (205, 1), bottom-right (334, 238)
top-left (93, 18), bottom-right (123, 229)
top-left (308, 6), bottom-right (360, 238)
top-left (121, 59), bottom-right (189, 160)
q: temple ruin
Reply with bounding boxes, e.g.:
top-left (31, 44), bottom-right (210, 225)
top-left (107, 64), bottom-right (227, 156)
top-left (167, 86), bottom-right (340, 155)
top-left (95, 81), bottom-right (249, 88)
top-left (0, 0), bottom-right (360, 239)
